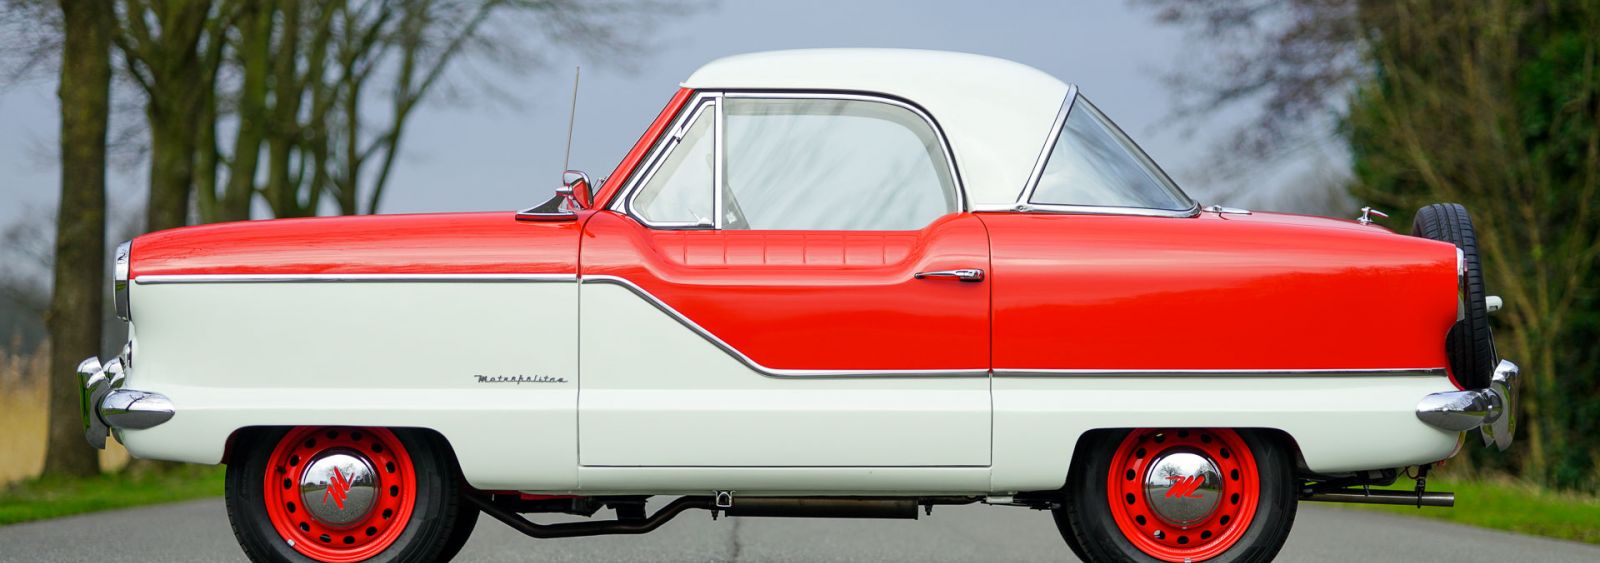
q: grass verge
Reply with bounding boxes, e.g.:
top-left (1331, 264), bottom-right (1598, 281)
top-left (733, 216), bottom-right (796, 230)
top-left (0, 463), bottom-right (225, 526)
top-left (1343, 475), bottom-right (1600, 545)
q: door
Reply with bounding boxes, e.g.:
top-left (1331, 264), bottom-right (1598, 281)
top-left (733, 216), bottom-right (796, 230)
top-left (578, 92), bottom-right (992, 467)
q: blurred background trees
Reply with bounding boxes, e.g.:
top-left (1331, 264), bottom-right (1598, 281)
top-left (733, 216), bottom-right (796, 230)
top-left (2, 0), bottom-right (681, 479)
top-left (1143, 0), bottom-right (1599, 490)
top-left (1, 0), bottom-right (1594, 494)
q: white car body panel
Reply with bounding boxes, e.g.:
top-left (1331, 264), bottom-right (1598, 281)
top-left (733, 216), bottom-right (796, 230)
top-left (990, 376), bottom-right (1461, 491)
top-left (118, 276), bottom-right (1460, 495)
top-left (577, 281), bottom-right (991, 468)
top-left (117, 279), bottom-right (582, 491)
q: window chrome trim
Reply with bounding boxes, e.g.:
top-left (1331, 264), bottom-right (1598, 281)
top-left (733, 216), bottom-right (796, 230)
top-left (611, 89), bottom-right (969, 230)
top-left (991, 368), bottom-right (1448, 378)
top-left (1009, 86), bottom-right (1201, 219)
top-left (1013, 85), bottom-right (1077, 206)
top-left (133, 273), bottom-right (578, 284)
top-left (583, 274), bottom-right (988, 379)
top-left (619, 94), bottom-right (721, 229)
top-left (718, 91), bottom-right (967, 215)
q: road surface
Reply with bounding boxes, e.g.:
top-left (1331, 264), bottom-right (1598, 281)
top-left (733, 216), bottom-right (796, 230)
top-left (2, 498), bottom-right (1596, 562)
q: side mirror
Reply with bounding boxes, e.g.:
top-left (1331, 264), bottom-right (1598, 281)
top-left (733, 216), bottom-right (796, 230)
top-left (558, 170), bottom-right (593, 210)
top-left (516, 169), bottom-right (595, 222)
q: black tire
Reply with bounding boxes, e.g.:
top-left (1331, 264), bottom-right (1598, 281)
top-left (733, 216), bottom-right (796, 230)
top-left (1054, 429), bottom-right (1298, 563)
top-left (1412, 203), bottom-right (1497, 389)
top-left (432, 485), bottom-right (480, 561)
top-left (225, 427), bottom-right (471, 563)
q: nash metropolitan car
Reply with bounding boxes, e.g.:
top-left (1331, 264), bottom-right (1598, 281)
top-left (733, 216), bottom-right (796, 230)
top-left (77, 49), bottom-right (1517, 563)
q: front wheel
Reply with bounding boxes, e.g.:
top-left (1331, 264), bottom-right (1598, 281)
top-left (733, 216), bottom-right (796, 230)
top-left (225, 426), bottom-right (471, 562)
top-left (1054, 428), bottom-right (1297, 563)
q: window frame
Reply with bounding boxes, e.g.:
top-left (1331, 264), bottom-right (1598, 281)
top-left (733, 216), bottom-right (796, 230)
top-left (1010, 86), bottom-right (1200, 218)
top-left (612, 90), bottom-right (968, 231)
top-left (620, 94), bottom-right (721, 229)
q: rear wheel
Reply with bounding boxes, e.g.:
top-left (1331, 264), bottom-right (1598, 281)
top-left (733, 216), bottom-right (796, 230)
top-left (1412, 203), bottom-right (1497, 389)
top-left (1054, 429), bottom-right (1297, 563)
top-left (226, 426), bottom-right (470, 562)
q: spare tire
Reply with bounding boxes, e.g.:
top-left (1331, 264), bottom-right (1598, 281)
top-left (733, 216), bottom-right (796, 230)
top-left (1412, 203), bottom-right (1497, 389)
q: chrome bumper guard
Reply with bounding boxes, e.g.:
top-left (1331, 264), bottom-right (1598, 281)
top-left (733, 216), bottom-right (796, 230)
top-left (76, 345), bottom-right (174, 449)
top-left (1415, 360), bottom-right (1518, 451)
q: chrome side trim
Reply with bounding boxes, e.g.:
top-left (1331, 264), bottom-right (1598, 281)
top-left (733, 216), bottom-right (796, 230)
top-left (583, 275), bottom-right (988, 379)
top-left (1013, 203), bottom-right (1203, 218)
top-left (993, 368), bottom-right (1448, 378)
top-left (133, 273), bottom-right (578, 284)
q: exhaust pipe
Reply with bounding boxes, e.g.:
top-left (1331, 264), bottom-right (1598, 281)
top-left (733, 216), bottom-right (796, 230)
top-left (725, 497), bottom-right (919, 519)
top-left (1301, 489), bottom-right (1454, 507)
top-left (471, 495), bottom-right (966, 539)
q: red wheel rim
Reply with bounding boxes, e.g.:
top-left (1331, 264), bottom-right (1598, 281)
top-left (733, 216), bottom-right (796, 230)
top-left (263, 427), bottom-right (416, 563)
top-left (1106, 428), bottom-right (1259, 562)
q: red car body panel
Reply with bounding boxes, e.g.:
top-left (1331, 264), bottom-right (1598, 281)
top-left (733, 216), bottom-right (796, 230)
top-left (979, 211), bottom-right (1459, 373)
top-left (579, 210), bottom-right (991, 371)
top-left (129, 212), bottom-right (582, 277)
top-left (127, 81), bottom-right (1459, 379)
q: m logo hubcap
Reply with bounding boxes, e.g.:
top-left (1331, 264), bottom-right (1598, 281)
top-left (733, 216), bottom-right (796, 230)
top-left (1143, 450), bottom-right (1224, 528)
top-left (300, 450), bottom-right (379, 528)
top-left (1164, 474), bottom-right (1207, 498)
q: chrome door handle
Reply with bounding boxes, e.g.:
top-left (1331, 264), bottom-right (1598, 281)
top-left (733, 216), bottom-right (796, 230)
top-left (914, 268), bottom-right (985, 282)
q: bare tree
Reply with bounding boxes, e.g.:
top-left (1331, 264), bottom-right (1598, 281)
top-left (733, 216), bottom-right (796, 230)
top-left (1133, 0), bottom-right (1363, 205)
top-left (198, 0), bottom-right (684, 221)
top-left (112, 0), bottom-right (224, 231)
top-left (43, 0), bottom-right (114, 478)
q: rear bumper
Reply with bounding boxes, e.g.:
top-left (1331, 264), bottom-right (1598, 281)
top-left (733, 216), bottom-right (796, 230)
top-left (76, 344), bottom-right (174, 449)
top-left (1415, 359), bottom-right (1518, 450)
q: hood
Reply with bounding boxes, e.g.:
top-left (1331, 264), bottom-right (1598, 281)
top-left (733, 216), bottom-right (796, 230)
top-left (129, 212), bottom-right (581, 278)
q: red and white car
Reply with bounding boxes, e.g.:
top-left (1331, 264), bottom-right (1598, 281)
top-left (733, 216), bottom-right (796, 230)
top-left (77, 49), bottom-right (1517, 563)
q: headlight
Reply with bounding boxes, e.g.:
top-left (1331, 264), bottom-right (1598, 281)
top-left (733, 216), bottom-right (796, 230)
top-left (114, 240), bottom-right (131, 321)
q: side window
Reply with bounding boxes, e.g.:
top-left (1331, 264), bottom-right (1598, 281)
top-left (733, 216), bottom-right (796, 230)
top-left (631, 104), bottom-right (715, 226)
top-left (1030, 96), bottom-right (1192, 211)
top-left (721, 98), bottom-right (957, 231)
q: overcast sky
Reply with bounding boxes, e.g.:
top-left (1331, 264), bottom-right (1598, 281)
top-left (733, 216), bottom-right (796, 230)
top-left (0, 0), bottom-right (1341, 226)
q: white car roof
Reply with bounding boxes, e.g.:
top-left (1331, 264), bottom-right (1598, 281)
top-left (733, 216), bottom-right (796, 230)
top-left (683, 49), bottom-right (1071, 208)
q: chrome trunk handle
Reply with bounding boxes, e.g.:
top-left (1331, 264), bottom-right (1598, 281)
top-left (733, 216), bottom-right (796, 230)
top-left (914, 268), bottom-right (985, 282)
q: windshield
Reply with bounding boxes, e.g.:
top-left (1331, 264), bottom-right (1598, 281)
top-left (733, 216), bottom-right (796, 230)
top-left (1029, 95), bottom-right (1193, 212)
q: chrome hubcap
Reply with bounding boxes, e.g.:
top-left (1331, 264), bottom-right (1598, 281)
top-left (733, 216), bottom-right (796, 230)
top-left (299, 449), bottom-right (379, 528)
top-left (1142, 449), bottom-right (1223, 528)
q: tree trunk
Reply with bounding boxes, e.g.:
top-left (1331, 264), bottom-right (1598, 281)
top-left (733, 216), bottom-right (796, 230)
top-left (44, 0), bottom-right (115, 479)
top-left (144, 90), bottom-right (201, 231)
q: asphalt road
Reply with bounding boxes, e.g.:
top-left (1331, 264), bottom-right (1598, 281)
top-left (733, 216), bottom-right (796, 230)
top-left (2, 499), bottom-right (1597, 562)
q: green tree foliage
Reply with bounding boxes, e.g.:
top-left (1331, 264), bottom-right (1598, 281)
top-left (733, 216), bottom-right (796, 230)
top-left (1141, 0), bottom-right (1600, 489)
top-left (1346, 0), bottom-right (1600, 489)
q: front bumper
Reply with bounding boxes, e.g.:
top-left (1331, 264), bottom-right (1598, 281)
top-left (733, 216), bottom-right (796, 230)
top-left (1416, 359), bottom-right (1519, 450)
top-left (77, 345), bottom-right (174, 449)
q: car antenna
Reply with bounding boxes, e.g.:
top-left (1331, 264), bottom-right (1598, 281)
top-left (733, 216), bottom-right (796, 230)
top-left (561, 65), bottom-right (581, 179)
